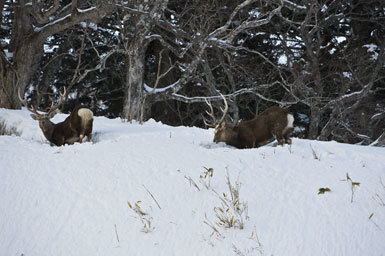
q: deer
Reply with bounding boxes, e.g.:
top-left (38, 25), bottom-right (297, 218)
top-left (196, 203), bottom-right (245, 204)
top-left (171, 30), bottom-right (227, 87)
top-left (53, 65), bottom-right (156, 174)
top-left (18, 88), bottom-right (93, 146)
top-left (205, 94), bottom-right (294, 149)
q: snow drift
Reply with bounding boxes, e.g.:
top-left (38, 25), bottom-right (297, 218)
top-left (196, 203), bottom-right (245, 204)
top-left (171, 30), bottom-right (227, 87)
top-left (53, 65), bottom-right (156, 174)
top-left (1, 108), bottom-right (385, 256)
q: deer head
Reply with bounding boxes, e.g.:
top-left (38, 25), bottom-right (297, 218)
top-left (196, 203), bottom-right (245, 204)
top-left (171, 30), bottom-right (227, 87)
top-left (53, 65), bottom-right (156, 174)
top-left (204, 94), bottom-right (235, 144)
top-left (18, 88), bottom-right (66, 140)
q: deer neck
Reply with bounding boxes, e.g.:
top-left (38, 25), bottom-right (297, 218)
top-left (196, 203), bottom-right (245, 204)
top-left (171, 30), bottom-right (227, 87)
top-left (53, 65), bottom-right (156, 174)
top-left (228, 134), bottom-right (242, 148)
top-left (221, 128), bottom-right (240, 148)
top-left (39, 119), bottom-right (56, 141)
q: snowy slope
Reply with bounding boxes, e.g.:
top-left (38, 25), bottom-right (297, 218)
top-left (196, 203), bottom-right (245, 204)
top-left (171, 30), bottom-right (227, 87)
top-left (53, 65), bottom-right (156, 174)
top-left (1, 108), bottom-right (385, 256)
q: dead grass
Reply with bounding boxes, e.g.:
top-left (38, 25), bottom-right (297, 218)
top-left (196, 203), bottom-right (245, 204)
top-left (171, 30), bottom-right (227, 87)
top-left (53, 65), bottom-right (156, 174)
top-left (0, 119), bottom-right (21, 136)
top-left (205, 169), bottom-right (249, 234)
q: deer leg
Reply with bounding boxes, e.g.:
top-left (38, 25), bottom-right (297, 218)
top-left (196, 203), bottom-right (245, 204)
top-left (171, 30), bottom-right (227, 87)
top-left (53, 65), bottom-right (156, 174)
top-left (57, 137), bottom-right (65, 146)
top-left (275, 133), bottom-right (285, 146)
top-left (282, 131), bottom-right (291, 145)
top-left (84, 129), bottom-right (92, 142)
top-left (283, 128), bottom-right (292, 145)
top-left (283, 127), bottom-right (293, 145)
top-left (78, 134), bottom-right (84, 143)
top-left (85, 120), bottom-right (93, 142)
top-left (285, 136), bottom-right (292, 145)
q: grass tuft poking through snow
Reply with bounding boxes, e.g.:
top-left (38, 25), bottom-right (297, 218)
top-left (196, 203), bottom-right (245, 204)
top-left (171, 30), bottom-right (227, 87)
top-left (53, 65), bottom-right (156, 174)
top-left (128, 201), bottom-right (154, 233)
top-left (212, 170), bottom-right (248, 230)
top-left (0, 118), bottom-right (21, 136)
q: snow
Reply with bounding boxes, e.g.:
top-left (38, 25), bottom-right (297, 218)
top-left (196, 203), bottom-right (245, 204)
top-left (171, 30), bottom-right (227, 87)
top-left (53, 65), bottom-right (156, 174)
top-left (1, 108), bottom-right (385, 256)
top-left (278, 55), bottom-right (287, 65)
top-left (4, 49), bottom-right (13, 59)
top-left (44, 44), bottom-right (59, 53)
top-left (80, 22), bottom-right (98, 31)
top-left (363, 44), bottom-right (379, 60)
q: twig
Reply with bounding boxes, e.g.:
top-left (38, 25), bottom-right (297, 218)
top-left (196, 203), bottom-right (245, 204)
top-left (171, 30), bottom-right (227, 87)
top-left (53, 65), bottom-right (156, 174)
top-left (114, 224), bottom-right (120, 243)
top-left (185, 175), bottom-right (200, 191)
top-left (142, 184), bottom-right (161, 210)
top-left (66, 21), bottom-right (89, 98)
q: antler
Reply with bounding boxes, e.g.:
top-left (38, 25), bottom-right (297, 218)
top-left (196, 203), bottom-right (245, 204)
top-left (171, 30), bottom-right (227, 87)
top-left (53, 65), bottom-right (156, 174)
top-left (46, 87), bottom-right (66, 117)
top-left (217, 93), bottom-right (228, 125)
top-left (204, 98), bottom-right (217, 128)
top-left (204, 93), bottom-right (229, 128)
top-left (18, 88), bottom-right (42, 117)
top-left (18, 87), bottom-right (66, 118)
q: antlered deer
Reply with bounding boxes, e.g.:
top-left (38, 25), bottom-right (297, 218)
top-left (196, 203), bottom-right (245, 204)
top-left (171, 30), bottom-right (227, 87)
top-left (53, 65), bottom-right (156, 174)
top-left (205, 95), bottom-right (294, 149)
top-left (18, 88), bottom-right (93, 146)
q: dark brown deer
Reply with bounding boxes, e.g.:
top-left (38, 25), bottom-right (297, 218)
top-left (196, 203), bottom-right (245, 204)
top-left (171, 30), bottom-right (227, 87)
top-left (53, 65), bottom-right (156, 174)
top-left (18, 88), bottom-right (93, 146)
top-left (205, 95), bottom-right (293, 149)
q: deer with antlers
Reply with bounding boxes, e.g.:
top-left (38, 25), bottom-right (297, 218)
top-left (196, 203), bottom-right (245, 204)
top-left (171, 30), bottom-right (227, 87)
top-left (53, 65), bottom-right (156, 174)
top-left (205, 94), bottom-right (294, 149)
top-left (18, 88), bottom-right (93, 146)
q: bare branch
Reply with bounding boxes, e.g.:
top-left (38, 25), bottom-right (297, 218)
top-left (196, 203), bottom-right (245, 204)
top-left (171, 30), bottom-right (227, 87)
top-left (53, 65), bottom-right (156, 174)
top-left (30, 0), bottom-right (60, 25)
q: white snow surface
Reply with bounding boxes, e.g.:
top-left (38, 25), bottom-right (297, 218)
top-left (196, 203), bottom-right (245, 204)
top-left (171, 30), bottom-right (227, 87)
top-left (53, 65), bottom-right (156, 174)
top-left (1, 108), bottom-right (385, 256)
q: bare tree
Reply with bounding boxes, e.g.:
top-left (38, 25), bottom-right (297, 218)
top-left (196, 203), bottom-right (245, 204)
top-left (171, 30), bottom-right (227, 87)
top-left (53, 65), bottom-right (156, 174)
top-left (0, 0), bottom-right (116, 108)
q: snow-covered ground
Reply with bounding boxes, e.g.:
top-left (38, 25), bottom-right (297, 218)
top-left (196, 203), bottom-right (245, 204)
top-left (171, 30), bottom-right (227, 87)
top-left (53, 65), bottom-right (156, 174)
top-left (1, 108), bottom-right (385, 256)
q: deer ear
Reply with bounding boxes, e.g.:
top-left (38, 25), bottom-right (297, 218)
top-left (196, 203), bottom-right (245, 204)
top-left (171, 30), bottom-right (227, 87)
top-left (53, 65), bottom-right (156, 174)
top-left (30, 114), bottom-right (39, 120)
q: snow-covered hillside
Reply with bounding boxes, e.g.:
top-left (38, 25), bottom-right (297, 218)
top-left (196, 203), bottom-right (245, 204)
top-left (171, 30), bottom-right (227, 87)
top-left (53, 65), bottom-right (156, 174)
top-left (1, 108), bottom-right (385, 256)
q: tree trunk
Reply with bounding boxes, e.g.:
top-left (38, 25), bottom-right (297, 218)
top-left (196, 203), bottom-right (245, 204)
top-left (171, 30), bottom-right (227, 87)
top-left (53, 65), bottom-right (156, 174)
top-left (0, 62), bottom-right (17, 108)
top-left (121, 0), bottom-right (168, 122)
top-left (0, 39), bottom-right (44, 109)
top-left (122, 46), bottom-right (146, 121)
top-left (308, 105), bottom-right (321, 139)
top-left (0, 1), bottom-right (44, 109)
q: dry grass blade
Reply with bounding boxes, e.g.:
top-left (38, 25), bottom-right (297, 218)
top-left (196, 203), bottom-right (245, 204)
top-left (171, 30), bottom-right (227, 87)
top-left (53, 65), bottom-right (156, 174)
top-left (185, 175), bottom-right (200, 191)
top-left (310, 144), bottom-right (319, 160)
top-left (142, 184), bottom-right (161, 210)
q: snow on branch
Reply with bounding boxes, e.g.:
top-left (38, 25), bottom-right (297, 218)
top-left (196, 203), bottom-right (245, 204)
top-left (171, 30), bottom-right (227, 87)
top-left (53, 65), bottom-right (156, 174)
top-left (33, 13), bottom-right (72, 32)
top-left (149, 81), bottom-right (299, 105)
top-left (76, 48), bottom-right (127, 83)
top-left (114, 3), bottom-right (150, 15)
top-left (225, 6), bottom-right (283, 43)
top-left (76, 6), bottom-right (96, 13)
top-left (30, 0), bottom-right (60, 25)
top-left (370, 131), bottom-right (385, 147)
top-left (208, 0), bottom-right (259, 40)
top-left (144, 79), bottom-right (180, 95)
top-left (32, 2), bottom-right (115, 38)
top-left (282, 0), bottom-right (307, 12)
top-left (323, 43), bottom-right (385, 111)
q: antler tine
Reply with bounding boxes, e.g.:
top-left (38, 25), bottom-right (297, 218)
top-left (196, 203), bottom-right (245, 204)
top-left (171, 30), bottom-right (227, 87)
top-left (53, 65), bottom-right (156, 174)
top-left (17, 88), bottom-right (41, 116)
top-left (204, 98), bottom-right (217, 128)
top-left (47, 87), bottom-right (67, 116)
top-left (217, 93), bottom-right (228, 125)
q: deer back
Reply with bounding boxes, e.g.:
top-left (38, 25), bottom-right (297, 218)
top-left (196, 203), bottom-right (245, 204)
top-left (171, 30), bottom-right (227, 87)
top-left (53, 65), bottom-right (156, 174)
top-left (50, 106), bottom-right (93, 146)
top-left (205, 95), bottom-right (293, 149)
top-left (239, 106), bottom-right (291, 147)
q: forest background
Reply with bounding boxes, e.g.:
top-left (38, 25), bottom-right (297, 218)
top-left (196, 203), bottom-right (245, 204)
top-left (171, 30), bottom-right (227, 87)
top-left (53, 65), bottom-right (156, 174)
top-left (0, 0), bottom-right (384, 145)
